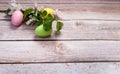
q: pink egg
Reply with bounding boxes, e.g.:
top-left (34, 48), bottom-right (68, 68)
top-left (11, 10), bottom-right (23, 27)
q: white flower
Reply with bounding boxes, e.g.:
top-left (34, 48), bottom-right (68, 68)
top-left (7, 0), bottom-right (23, 15)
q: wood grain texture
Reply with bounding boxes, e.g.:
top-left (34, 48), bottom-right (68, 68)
top-left (0, 4), bottom-right (120, 20)
top-left (0, 41), bottom-right (120, 62)
top-left (1, 20), bottom-right (120, 40)
top-left (0, 0), bottom-right (120, 73)
top-left (0, 63), bottom-right (120, 74)
top-left (0, 0), bottom-right (120, 4)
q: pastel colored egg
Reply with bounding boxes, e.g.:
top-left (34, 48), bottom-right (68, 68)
top-left (41, 8), bottom-right (54, 18)
top-left (11, 10), bottom-right (23, 27)
top-left (35, 24), bottom-right (52, 37)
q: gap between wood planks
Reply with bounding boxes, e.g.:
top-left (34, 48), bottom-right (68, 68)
top-left (1, 3), bottom-right (120, 4)
top-left (1, 18), bottom-right (120, 21)
top-left (1, 39), bottom-right (120, 41)
top-left (0, 61), bottom-right (120, 64)
top-left (0, 57), bottom-right (120, 64)
top-left (0, 0), bottom-right (120, 4)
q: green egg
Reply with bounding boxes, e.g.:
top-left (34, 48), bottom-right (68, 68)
top-left (35, 24), bottom-right (52, 37)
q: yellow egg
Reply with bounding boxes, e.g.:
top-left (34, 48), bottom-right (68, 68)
top-left (41, 8), bottom-right (54, 18)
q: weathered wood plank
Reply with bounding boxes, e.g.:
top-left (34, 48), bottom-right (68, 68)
top-left (0, 4), bottom-right (120, 20)
top-left (1, 20), bottom-right (120, 40)
top-left (0, 41), bottom-right (120, 62)
top-left (0, 0), bottom-right (120, 4)
top-left (0, 63), bottom-right (120, 74)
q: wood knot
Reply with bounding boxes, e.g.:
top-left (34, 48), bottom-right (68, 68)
top-left (56, 43), bottom-right (64, 51)
top-left (76, 22), bottom-right (81, 26)
top-left (55, 42), bottom-right (69, 55)
top-left (73, 21), bottom-right (82, 29)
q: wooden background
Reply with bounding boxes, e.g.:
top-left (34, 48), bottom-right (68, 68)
top-left (0, 0), bottom-right (120, 74)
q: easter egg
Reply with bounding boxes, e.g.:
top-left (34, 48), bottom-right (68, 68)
top-left (35, 24), bottom-right (52, 37)
top-left (41, 8), bottom-right (54, 18)
top-left (11, 10), bottom-right (23, 27)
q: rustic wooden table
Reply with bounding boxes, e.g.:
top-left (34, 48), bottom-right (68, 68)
top-left (0, 0), bottom-right (120, 74)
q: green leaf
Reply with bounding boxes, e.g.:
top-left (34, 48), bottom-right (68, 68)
top-left (5, 8), bottom-right (11, 15)
top-left (35, 19), bottom-right (43, 26)
top-left (23, 8), bottom-right (33, 21)
top-left (56, 21), bottom-right (63, 34)
top-left (43, 19), bottom-right (53, 31)
top-left (34, 7), bottom-right (40, 17)
top-left (47, 14), bottom-right (54, 20)
top-left (37, 11), bottom-right (41, 19)
top-left (42, 13), bottom-right (54, 31)
top-left (41, 10), bottom-right (47, 17)
top-left (33, 10), bottom-right (42, 20)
